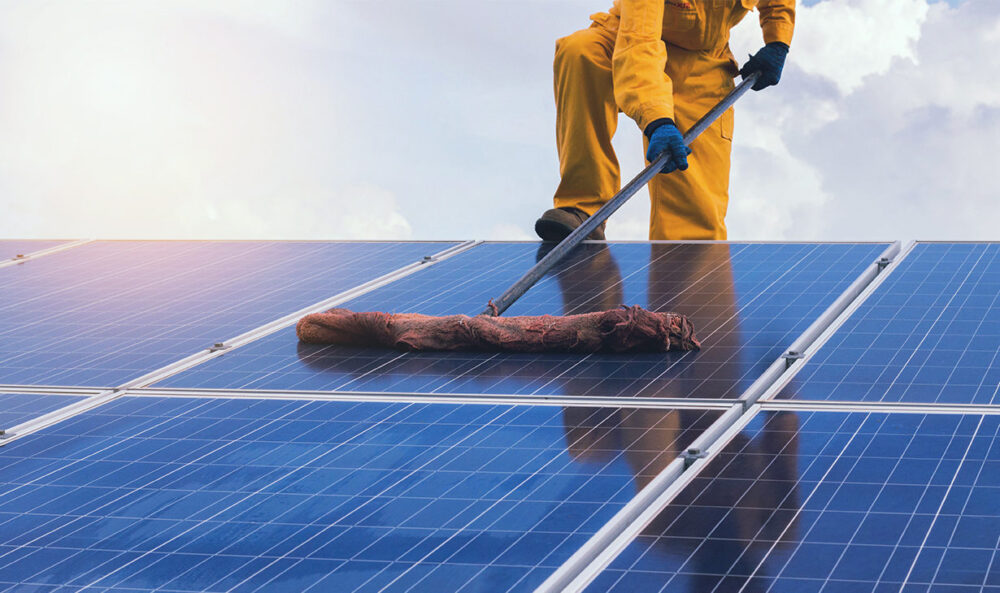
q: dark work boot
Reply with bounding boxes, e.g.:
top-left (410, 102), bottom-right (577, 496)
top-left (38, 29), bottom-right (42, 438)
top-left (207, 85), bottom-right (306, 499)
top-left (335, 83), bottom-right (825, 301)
top-left (534, 207), bottom-right (606, 242)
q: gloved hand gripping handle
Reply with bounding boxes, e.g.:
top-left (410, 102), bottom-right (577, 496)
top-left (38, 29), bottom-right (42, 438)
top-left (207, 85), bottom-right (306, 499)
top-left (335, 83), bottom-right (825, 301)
top-left (483, 71), bottom-right (760, 317)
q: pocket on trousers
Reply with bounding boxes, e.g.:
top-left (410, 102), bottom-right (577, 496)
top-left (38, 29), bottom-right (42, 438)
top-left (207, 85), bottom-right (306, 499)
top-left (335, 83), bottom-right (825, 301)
top-left (720, 108), bottom-right (734, 141)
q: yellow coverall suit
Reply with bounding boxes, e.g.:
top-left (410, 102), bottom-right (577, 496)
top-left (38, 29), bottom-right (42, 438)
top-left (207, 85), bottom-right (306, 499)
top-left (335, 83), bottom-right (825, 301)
top-left (552, 0), bottom-right (795, 240)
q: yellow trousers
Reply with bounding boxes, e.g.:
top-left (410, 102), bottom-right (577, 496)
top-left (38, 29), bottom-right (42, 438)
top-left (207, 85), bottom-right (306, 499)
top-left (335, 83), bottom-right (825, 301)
top-left (553, 24), bottom-right (736, 240)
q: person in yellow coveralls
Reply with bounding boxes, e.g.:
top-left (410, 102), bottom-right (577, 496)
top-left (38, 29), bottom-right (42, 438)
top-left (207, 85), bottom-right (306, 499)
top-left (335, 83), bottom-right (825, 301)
top-left (534, 0), bottom-right (795, 242)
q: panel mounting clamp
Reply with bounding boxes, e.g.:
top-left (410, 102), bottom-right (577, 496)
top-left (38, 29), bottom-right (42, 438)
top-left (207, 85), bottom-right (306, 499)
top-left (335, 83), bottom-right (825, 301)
top-left (208, 342), bottom-right (230, 353)
top-left (876, 256), bottom-right (892, 271)
top-left (681, 447), bottom-right (708, 469)
top-left (781, 350), bottom-right (805, 369)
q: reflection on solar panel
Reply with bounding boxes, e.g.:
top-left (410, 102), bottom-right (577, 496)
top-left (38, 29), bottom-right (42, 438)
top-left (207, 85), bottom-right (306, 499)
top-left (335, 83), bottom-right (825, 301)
top-left (778, 243), bottom-right (1000, 404)
top-left (0, 240), bottom-right (70, 261)
top-left (0, 393), bottom-right (86, 429)
top-left (158, 243), bottom-right (888, 399)
top-left (8, 239), bottom-right (999, 592)
top-left (0, 397), bottom-right (722, 592)
top-left (584, 409), bottom-right (1000, 592)
top-left (0, 241), bottom-right (456, 387)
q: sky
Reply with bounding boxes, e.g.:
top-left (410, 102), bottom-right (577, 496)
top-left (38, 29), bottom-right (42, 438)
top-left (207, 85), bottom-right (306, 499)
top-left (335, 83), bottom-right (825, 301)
top-left (0, 0), bottom-right (994, 241)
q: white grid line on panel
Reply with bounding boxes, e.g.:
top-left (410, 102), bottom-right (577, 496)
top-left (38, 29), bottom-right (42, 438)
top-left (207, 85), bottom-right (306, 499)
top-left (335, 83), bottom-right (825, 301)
top-left (755, 241), bottom-right (920, 405)
top-left (540, 404), bottom-right (760, 593)
top-left (0, 242), bottom-right (480, 445)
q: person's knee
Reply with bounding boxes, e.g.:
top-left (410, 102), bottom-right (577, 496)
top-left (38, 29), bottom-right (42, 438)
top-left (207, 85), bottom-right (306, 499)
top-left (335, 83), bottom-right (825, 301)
top-left (554, 29), bottom-right (607, 70)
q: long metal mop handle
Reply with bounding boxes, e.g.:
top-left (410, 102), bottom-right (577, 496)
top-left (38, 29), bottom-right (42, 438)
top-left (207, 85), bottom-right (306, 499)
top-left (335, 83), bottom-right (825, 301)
top-left (483, 71), bottom-right (760, 316)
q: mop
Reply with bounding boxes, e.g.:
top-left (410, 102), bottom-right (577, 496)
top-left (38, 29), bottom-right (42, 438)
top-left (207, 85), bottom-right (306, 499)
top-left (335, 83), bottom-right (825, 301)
top-left (297, 73), bottom-right (761, 354)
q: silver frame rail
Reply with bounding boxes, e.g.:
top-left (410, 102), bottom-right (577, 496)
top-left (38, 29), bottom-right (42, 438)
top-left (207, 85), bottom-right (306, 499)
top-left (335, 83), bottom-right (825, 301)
top-left (123, 386), bottom-right (737, 410)
top-left (0, 241), bottom-right (480, 445)
top-left (537, 240), bottom-right (907, 592)
top-left (755, 240), bottom-right (917, 404)
top-left (0, 239), bottom-right (92, 269)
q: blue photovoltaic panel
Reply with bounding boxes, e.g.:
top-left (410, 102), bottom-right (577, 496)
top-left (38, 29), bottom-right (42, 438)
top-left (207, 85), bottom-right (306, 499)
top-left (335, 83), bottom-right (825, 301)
top-left (0, 241), bottom-right (457, 387)
top-left (0, 240), bottom-right (69, 261)
top-left (778, 242), bottom-right (1000, 404)
top-left (0, 393), bottom-right (86, 429)
top-left (584, 410), bottom-right (1000, 593)
top-left (0, 396), bottom-right (722, 593)
top-left (159, 242), bottom-right (888, 400)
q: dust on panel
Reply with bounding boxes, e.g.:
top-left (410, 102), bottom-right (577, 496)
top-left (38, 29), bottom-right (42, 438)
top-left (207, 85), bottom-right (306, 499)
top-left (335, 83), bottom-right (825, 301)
top-left (0, 241), bottom-right (457, 387)
top-left (584, 409), bottom-right (1000, 592)
top-left (778, 242), bottom-right (1000, 404)
top-left (0, 240), bottom-right (72, 261)
top-left (159, 242), bottom-right (888, 400)
top-left (0, 396), bottom-right (722, 593)
top-left (0, 393), bottom-right (87, 430)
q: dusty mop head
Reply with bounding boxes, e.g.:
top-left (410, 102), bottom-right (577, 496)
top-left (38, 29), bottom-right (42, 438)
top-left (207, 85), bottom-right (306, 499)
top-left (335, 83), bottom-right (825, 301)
top-left (296, 305), bottom-right (700, 354)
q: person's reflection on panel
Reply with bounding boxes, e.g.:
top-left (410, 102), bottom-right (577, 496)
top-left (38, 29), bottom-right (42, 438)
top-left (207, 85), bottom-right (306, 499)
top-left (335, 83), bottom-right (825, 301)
top-left (546, 243), bottom-right (801, 591)
top-left (564, 409), bottom-right (800, 591)
top-left (541, 241), bottom-right (751, 400)
top-left (635, 411), bottom-right (801, 591)
top-left (646, 242), bottom-right (745, 399)
top-left (562, 406), bottom-right (683, 492)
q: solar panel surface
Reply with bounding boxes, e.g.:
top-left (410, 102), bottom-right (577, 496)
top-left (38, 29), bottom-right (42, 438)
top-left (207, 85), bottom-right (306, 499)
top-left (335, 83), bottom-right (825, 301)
top-left (583, 409), bottom-right (1000, 593)
top-left (7, 239), bottom-right (1000, 592)
top-left (0, 396), bottom-right (723, 593)
top-left (0, 240), bottom-right (70, 261)
top-left (158, 242), bottom-right (888, 400)
top-left (0, 241), bottom-right (457, 388)
top-left (777, 242), bottom-right (1000, 404)
top-left (0, 393), bottom-right (86, 430)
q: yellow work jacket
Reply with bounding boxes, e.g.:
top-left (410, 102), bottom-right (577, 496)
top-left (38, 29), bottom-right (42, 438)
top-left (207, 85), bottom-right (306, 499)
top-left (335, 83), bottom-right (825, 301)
top-left (593, 0), bottom-right (795, 132)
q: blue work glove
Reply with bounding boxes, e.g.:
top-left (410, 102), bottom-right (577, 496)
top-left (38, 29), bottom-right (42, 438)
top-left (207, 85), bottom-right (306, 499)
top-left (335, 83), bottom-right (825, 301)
top-left (740, 42), bottom-right (789, 91)
top-left (644, 119), bottom-right (691, 175)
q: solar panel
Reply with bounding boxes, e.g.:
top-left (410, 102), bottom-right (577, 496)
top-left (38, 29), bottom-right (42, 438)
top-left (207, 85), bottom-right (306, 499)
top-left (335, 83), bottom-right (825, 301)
top-left (776, 242), bottom-right (1000, 404)
top-left (0, 240), bottom-right (71, 261)
top-left (0, 241), bottom-right (458, 388)
top-left (156, 242), bottom-right (889, 400)
top-left (4, 237), bottom-right (1000, 592)
top-left (0, 396), bottom-right (722, 592)
top-left (0, 393), bottom-right (87, 430)
top-left (581, 409), bottom-right (1000, 592)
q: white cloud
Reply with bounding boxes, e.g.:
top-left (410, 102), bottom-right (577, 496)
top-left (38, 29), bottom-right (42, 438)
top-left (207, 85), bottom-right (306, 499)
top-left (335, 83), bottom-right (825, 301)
top-left (0, 1), bottom-right (363, 239)
top-left (326, 184), bottom-right (413, 240)
top-left (606, 214), bottom-right (650, 240)
top-left (0, 0), bottom-right (995, 243)
top-left (189, 183), bottom-right (413, 240)
top-left (170, 0), bottom-right (330, 44)
top-left (0, 1), bottom-right (599, 240)
top-left (724, 0), bottom-right (999, 241)
top-left (774, 0), bottom-right (929, 95)
top-left (487, 223), bottom-right (535, 241)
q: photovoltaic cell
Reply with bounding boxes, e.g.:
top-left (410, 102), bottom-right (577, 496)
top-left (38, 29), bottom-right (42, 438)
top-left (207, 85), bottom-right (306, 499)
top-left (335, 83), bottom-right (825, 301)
top-left (0, 240), bottom-right (70, 261)
top-left (0, 396), bottom-right (722, 593)
top-left (159, 242), bottom-right (888, 400)
top-left (583, 410), bottom-right (1000, 593)
top-left (0, 393), bottom-right (86, 429)
top-left (0, 241), bottom-right (457, 387)
top-left (777, 242), bottom-right (1000, 404)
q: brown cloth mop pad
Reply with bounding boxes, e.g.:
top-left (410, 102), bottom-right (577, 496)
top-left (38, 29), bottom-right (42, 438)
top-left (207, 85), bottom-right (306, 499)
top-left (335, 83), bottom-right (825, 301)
top-left (296, 305), bottom-right (700, 353)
